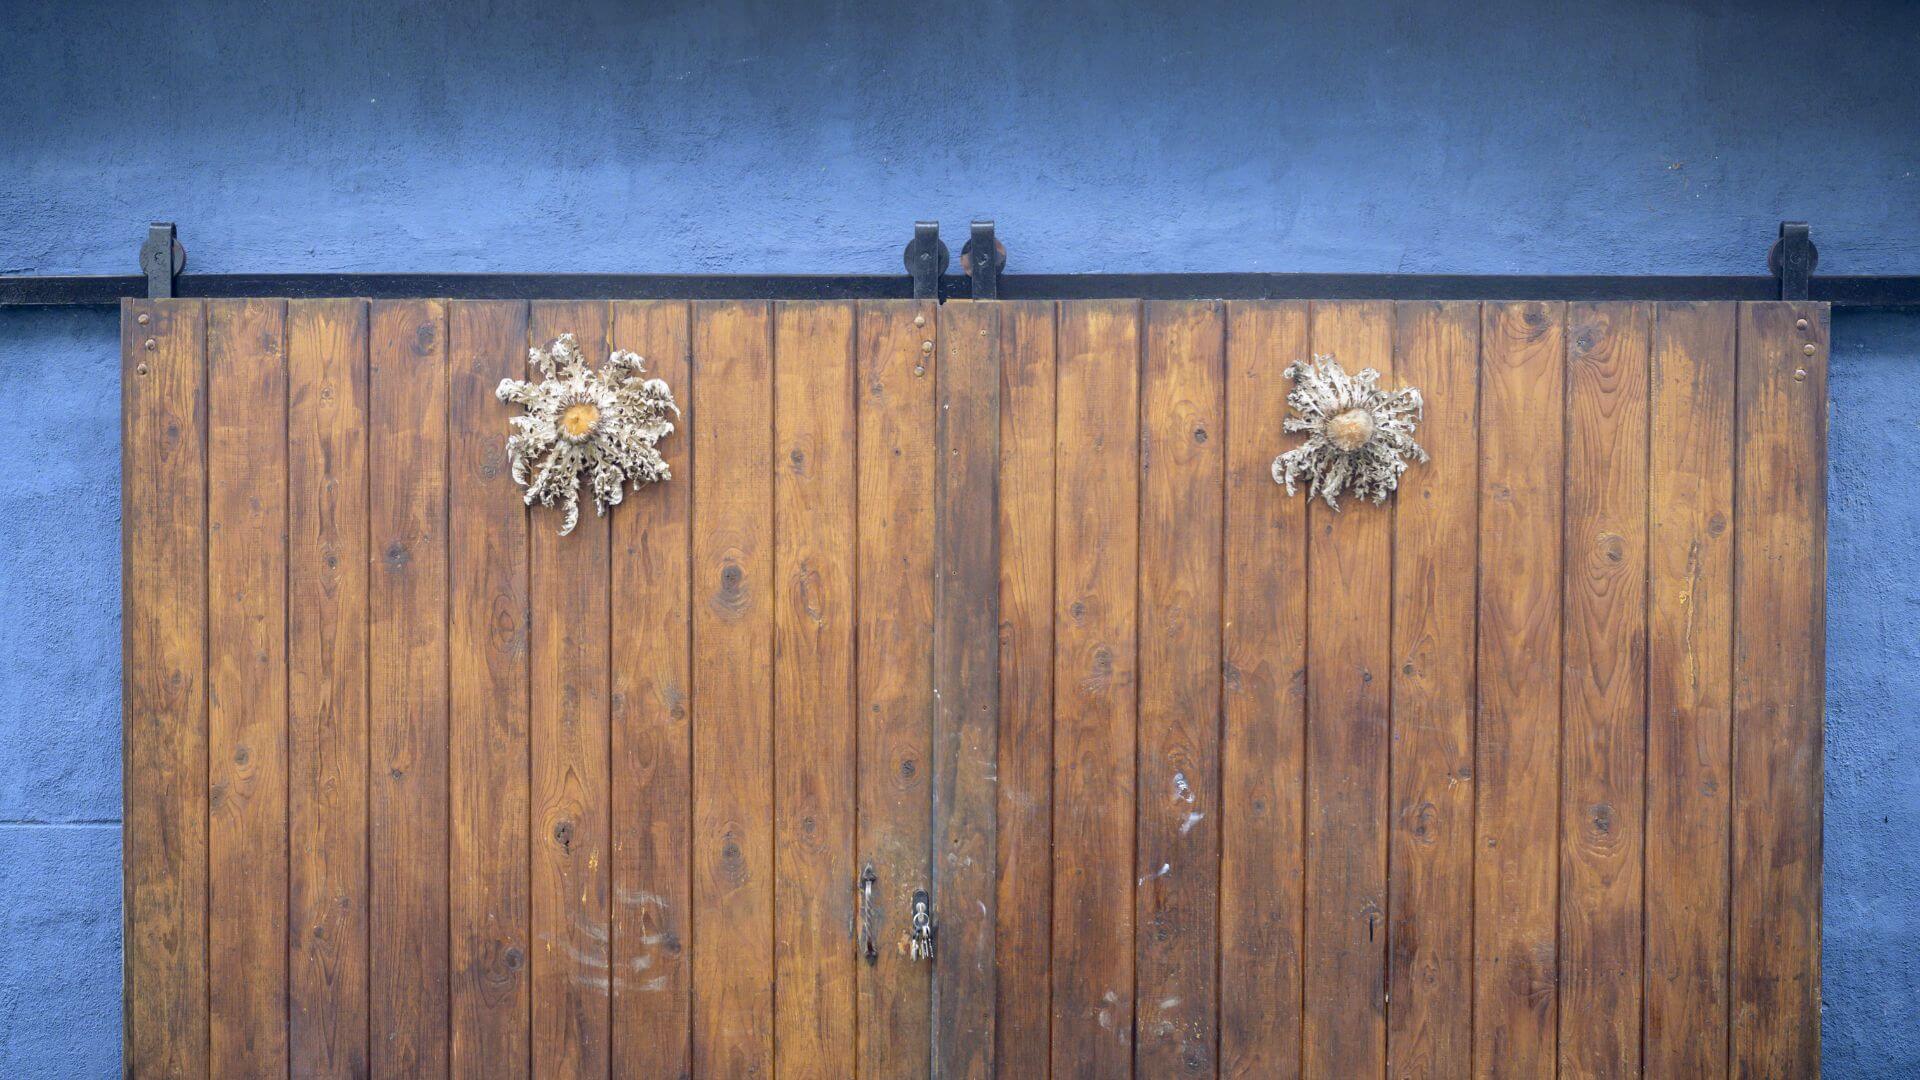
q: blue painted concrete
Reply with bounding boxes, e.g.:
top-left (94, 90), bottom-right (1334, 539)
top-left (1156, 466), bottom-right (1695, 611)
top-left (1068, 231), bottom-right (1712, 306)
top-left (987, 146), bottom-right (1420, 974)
top-left (0, 0), bottom-right (1915, 1074)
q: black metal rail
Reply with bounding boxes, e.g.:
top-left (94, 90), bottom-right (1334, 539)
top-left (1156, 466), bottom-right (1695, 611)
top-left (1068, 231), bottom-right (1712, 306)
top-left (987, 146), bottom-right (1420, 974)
top-left (4, 220), bottom-right (1916, 308)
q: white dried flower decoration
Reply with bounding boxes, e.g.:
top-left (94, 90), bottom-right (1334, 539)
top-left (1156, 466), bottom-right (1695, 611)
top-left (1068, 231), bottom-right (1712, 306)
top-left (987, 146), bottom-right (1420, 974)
top-left (496, 333), bottom-right (679, 535)
top-left (1271, 355), bottom-right (1427, 510)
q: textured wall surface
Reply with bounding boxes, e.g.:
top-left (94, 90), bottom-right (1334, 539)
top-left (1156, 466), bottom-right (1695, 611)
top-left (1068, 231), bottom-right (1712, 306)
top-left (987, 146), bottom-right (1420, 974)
top-left (1, 1), bottom-right (1916, 1075)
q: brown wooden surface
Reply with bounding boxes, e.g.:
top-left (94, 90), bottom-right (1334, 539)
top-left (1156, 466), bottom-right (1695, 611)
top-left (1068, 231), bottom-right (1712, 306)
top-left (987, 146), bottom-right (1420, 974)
top-left (608, 300), bottom-right (693, 1079)
top-left (1642, 302), bottom-right (1736, 1077)
top-left (933, 301), bottom-right (1003, 1080)
top-left (1732, 301), bottom-right (1827, 1077)
top-left (993, 300), bottom-right (1058, 1080)
top-left (1302, 300), bottom-right (1394, 1079)
top-left (205, 298), bottom-right (290, 1077)
top-left (526, 302), bottom-right (613, 1079)
top-left (368, 300), bottom-right (452, 1078)
top-left (1134, 300), bottom-right (1225, 1077)
top-left (690, 301), bottom-right (776, 1077)
top-left (125, 297), bottom-right (1828, 1079)
top-left (1474, 301), bottom-right (1566, 1079)
top-left (771, 301), bottom-right (860, 1076)
top-left (286, 299), bottom-right (371, 1078)
top-left (1219, 301), bottom-right (1308, 1080)
top-left (1558, 302), bottom-right (1651, 1077)
top-left (1050, 300), bottom-right (1140, 1078)
top-left (447, 300), bottom-right (534, 1077)
top-left (1386, 300), bottom-right (1479, 1079)
top-left (122, 298), bottom-right (209, 1078)
top-left (854, 299), bottom-right (936, 1077)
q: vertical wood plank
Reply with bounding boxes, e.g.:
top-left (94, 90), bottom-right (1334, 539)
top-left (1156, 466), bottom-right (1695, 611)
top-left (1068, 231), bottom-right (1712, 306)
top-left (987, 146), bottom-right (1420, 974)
top-left (1219, 301), bottom-right (1308, 1080)
top-left (1386, 301), bottom-right (1479, 1079)
top-left (368, 299), bottom-right (451, 1077)
top-left (448, 300), bottom-right (533, 1077)
top-left (206, 297), bottom-right (290, 1076)
top-left (1642, 302), bottom-right (1735, 1077)
top-left (1473, 301), bottom-right (1565, 1079)
top-left (1558, 303), bottom-right (1650, 1077)
top-left (772, 301), bottom-right (860, 1076)
top-left (1731, 301), bottom-right (1826, 1077)
top-left (994, 301), bottom-right (1058, 1078)
top-left (526, 303), bottom-right (613, 1079)
top-left (855, 299), bottom-right (936, 1077)
top-left (691, 301), bottom-right (777, 1078)
top-left (933, 301), bottom-right (1003, 1080)
top-left (609, 300), bottom-right (693, 1079)
top-left (1134, 300), bottom-right (1225, 1078)
top-left (122, 298), bottom-right (210, 1078)
top-left (287, 299), bottom-right (371, 1079)
top-left (1050, 300), bottom-right (1140, 1079)
top-left (1301, 300), bottom-right (1393, 1080)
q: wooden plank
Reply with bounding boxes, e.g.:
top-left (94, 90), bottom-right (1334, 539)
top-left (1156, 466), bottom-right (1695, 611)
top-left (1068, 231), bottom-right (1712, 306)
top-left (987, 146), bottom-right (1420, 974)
top-left (690, 301), bottom-right (777, 1078)
top-left (771, 301), bottom-right (859, 1076)
top-left (1473, 301), bottom-right (1565, 1078)
top-left (1642, 302), bottom-right (1735, 1077)
top-left (1050, 299), bottom-right (1140, 1078)
top-left (1134, 300), bottom-right (1225, 1077)
top-left (122, 298), bottom-right (210, 1078)
top-left (368, 299), bottom-right (452, 1077)
top-left (1731, 301), bottom-right (1826, 1076)
top-left (1219, 301), bottom-right (1308, 1079)
top-left (526, 302), bottom-right (613, 1078)
top-left (286, 299), bottom-right (371, 1078)
top-left (933, 301), bottom-right (1002, 1080)
top-left (205, 298), bottom-right (290, 1076)
top-left (1301, 300), bottom-right (1393, 1079)
top-left (1386, 301), bottom-right (1479, 1078)
top-left (994, 301), bottom-right (1058, 1078)
top-left (854, 298), bottom-right (936, 1077)
top-left (1557, 302), bottom-right (1651, 1077)
top-left (608, 300), bottom-right (693, 1079)
top-left (448, 300), bottom-right (533, 1076)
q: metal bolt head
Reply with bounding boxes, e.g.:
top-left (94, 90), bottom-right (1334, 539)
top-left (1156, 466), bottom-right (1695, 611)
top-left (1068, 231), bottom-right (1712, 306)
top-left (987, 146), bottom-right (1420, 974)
top-left (1794, 368), bottom-right (1808, 382)
top-left (137, 312), bottom-right (151, 325)
top-left (913, 365), bottom-right (926, 377)
top-left (1803, 343), bottom-right (1816, 355)
top-left (143, 338), bottom-right (156, 351)
top-left (135, 363), bottom-right (150, 376)
top-left (914, 314), bottom-right (926, 327)
top-left (1795, 318), bottom-right (1810, 331)
top-left (921, 340), bottom-right (933, 353)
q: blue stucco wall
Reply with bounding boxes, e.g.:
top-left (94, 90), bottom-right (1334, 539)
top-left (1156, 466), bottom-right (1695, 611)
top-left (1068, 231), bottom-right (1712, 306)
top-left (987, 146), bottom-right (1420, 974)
top-left (2, 1), bottom-right (1916, 1074)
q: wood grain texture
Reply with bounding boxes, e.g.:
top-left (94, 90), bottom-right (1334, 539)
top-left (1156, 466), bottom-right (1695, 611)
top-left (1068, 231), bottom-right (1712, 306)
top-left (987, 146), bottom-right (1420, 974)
top-left (608, 300), bottom-right (693, 1079)
top-left (1301, 300), bottom-right (1393, 1080)
top-left (1473, 301), bottom-right (1565, 1079)
top-left (206, 298), bottom-right (291, 1076)
top-left (526, 302), bottom-right (612, 1079)
top-left (854, 299), bottom-right (936, 1077)
top-left (1386, 301), bottom-right (1479, 1079)
top-left (448, 300), bottom-right (533, 1077)
top-left (1134, 300), bottom-right (1224, 1078)
top-left (771, 301), bottom-right (859, 1076)
top-left (1219, 301), bottom-right (1308, 1080)
top-left (369, 299), bottom-right (452, 1077)
top-left (1050, 300), bottom-right (1140, 1079)
top-left (994, 301), bottom-right (1058, 1079)
top-left (1558, 302), bottom-right (1650, 1078)
top-left (1731, 301), bottom-right (1827, 1077)
top-left (286, 299), bottom-right (371, 1079)
top-left (933, 301), bottom-right (1003, 1080)
top-left (690, 301), bottom-right (776, 1078)
top-left (1642, 302), bottom-right (1735, 1077)
top-left (122, 298), bottom-right (210, 1078)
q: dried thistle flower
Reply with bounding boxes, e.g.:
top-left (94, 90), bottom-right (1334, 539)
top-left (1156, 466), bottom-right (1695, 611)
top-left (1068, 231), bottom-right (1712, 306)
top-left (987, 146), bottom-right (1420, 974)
top-left (1271, 354), bottom-right (1427, 510)
top-left (497, 333), bottom-right (679, 535)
